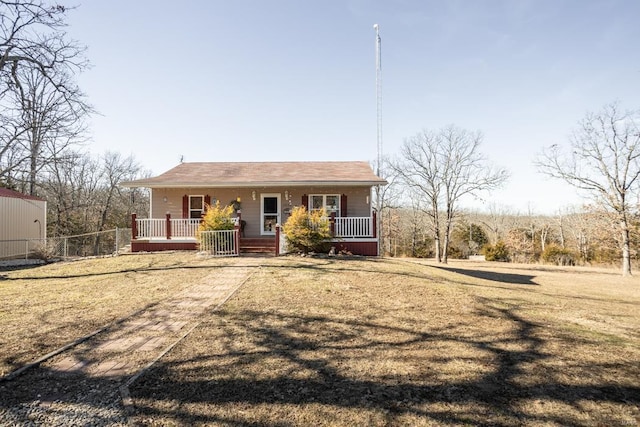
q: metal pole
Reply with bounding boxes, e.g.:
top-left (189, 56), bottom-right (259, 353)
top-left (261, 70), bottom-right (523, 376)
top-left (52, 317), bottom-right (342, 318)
top-left (374, 23), bottom-right (383, 256)
top-left (115, 227), bottom-right (119, 255)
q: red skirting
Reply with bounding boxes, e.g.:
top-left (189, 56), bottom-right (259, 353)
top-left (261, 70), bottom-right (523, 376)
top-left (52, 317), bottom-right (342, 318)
top-left (333, 241), bottom-right (379, 256)
top-left (130, 239), bottom-right (378, 256)
top-left (131, 241), bottom-right (198, 252)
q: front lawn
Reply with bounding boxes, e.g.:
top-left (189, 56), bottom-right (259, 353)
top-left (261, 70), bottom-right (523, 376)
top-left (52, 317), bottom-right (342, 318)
top-left (128, 257), bottom-right (640, 426)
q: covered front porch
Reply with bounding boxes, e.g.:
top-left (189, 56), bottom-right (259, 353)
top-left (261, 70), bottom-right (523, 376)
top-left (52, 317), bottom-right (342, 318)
top-left (129, 212), bottom-right (379, 256)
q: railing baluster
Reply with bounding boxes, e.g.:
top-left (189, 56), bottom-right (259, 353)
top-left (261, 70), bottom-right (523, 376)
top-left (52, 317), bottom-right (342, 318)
top-left (137, 215), bottom-right (373, 241)
top-left (198, 229), bottom-right (238, 257)
top-left (332, 217), bottom-right (373, 238)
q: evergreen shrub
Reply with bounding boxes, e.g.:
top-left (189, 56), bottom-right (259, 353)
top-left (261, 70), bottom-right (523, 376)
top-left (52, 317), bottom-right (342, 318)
top-left (283, 206), bottom-right (332, 253)
top-left (542, 244), bottom-right (576, 266)
top-left (483, 240), bottom-right (510, 262)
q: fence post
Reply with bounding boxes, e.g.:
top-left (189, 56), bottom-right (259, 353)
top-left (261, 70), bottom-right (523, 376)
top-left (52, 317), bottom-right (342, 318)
top-left (64, 238), bottom-right (68, 258)
top-left (25, 240), bottom-right (29, 260)
top-left (115, 227), bottom-right (119, 255)
top-left (131, 213), bottom-right (137, 240)
top-left (234, 225), bottom-right (240, 256)
top-left (275, 224), bottom-right (280, 256)
top-left (166, 213), bottom-right (172, 240)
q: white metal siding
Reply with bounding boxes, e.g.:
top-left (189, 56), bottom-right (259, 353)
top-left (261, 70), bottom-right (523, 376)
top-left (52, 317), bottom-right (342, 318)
top-left (0, 195), bottom-right (47, 258)
top-left (0, 196), bottom-right (46, 240)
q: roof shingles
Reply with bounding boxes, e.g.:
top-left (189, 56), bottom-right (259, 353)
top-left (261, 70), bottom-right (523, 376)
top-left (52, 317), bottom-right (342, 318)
top-left (122, 161), bottom-right (386, 188)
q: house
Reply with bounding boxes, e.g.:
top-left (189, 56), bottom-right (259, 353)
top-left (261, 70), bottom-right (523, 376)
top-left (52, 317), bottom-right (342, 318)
top-left (0, 188), bottom-right (47, 259)
top-left (121, 161), bottom-right (387, 256)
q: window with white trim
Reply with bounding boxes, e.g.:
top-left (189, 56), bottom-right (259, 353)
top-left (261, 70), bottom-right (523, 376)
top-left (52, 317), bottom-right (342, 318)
top-left (310, 194), bottom-right (340, 216)
top-left (189, 195), bottom-right (204, 219)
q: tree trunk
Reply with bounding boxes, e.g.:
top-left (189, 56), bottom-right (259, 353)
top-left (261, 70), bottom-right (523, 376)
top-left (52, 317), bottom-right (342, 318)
top-left (441, 211), bottom-right (452, 264)
top-left (431, 199), bottom-right (441, 262)
top-left (621, 219), bottom-right (632, 276)
top-left (433, 214), bottom-right (441, 263)
top-left (540, 227), bottom-right (548, 253)
top-left (411, 223), bottom-right (417, 257)
top-left (441, 232), bottom-right (449, 264)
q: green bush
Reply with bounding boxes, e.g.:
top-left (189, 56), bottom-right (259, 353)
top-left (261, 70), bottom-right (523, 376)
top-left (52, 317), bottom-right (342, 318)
top-left (447, 244), bottom-right (467, 259)
top-left (283, 206), bottom-right (332, 253)
top-left (542, 244), bottom-right (576, 266)
top-left (482, 241), bottom-right (510, 262)
top-left (406, 239), bottom-right (434, 258)
top-left (197, 202), bottom-right (236, 252)
top-left (198, 202), bottom-right (235, 232)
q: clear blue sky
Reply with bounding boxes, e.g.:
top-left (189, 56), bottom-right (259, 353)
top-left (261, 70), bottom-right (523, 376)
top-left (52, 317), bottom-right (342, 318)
top-left (64, 0), bottom-right (640, 214)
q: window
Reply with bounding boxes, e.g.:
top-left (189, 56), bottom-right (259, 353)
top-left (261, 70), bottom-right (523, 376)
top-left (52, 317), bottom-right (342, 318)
top-left (189, 195), bottom-right (204, 219)
top-left (310, 194), bottom-right (340, 216)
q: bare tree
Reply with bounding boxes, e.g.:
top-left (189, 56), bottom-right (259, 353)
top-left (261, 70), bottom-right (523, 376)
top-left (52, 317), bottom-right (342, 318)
top-left (406, 189), bottom-right (431, 257)
top-left (439, 126), bottom-right (508, 262)
top-left (1, 1), bottom-right (88, 187)
top-left (0, 1), bottom-right (86, 96)
top-left (372, 156), bottom-right (402, 256)
top-left (94, 152), bottom-right (144, 232)
top-left (38, 150), bottom-right (97, 235)
top-left (482, 203), bottom-right (512, 244)
top-left (11, 66), bottom-right (90, 194)
top-left (537, 103), bottom-right (640, 276)
top-left (39, 150), bottom-right (148, 237)
top-left (393, 129), bottom-right (443, 261)
top-left (395, 126), bottom-right (508, 263)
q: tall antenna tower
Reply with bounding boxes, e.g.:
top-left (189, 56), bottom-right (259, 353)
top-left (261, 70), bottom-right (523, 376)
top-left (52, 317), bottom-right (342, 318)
top-left (374, 24), bottom-right (382, 175)
top-left (373, 23), bottom-right (383, 256)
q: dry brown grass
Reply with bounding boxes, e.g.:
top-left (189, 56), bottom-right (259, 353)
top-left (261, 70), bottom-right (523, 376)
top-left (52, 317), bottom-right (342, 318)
top-left (0, 252), bottom-right (238, 376)
top-left (2, 254), bottom-right (639, 425)
top-left (128, 257), bottom-right (640, 426)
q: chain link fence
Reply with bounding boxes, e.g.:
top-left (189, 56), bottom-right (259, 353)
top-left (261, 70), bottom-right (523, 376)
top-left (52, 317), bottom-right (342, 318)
top-left (0, 228), bottom-right (132, 262)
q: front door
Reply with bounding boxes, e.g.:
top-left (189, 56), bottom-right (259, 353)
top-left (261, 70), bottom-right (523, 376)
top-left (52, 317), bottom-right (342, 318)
top-left (260, 193), bottom-right (280, 235)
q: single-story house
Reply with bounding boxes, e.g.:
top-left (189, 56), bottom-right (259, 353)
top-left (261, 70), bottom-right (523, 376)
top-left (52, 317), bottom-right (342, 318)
top-left (121, 161), bottom-right (387, 256)
top-left (0, 188), bottom-right (47, 259)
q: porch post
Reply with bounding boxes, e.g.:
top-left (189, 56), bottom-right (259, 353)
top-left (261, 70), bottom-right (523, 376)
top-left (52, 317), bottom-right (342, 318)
top-left (131, 213), bottom-right (137, 240)
top-left (372, 211), bottom-right (377, 238)
top-left (234, 224), bottom-right (241, 256)
top-left (166, 213), bottom-right (172, 240)
top-left (329, 212), bottom-right (336, 236)
top-left (275, 224), bottom-right (280, 256)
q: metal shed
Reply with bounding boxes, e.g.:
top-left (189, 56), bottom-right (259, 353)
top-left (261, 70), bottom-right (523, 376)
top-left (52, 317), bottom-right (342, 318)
top-left (0, 188), bottom-right (47, 259)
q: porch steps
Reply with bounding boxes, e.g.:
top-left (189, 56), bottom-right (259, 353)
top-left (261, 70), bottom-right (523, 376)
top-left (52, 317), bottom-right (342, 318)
top-left (240, 238), bottom-right (276, 255)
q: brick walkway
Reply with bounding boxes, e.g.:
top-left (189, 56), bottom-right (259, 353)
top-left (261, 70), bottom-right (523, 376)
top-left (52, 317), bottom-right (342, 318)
top-left (0, 264), bottom-right (257, 426)
top-left (47, 265), bottom-right (253, 378)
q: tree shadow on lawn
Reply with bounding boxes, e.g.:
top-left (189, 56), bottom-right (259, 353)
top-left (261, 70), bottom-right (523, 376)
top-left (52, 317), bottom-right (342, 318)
top-left (0, 262), bottom-right (258, 281)
top-left (128, 302), bottom-right (640, 426)
top-left (0, 364), bottom-right (129, 425)
top-left (432, 264), bottom-right (538, 286)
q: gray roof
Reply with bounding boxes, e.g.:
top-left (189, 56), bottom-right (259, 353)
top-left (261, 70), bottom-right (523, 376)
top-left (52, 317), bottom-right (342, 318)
top-left (121, 161), bottom-right (387, 188)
